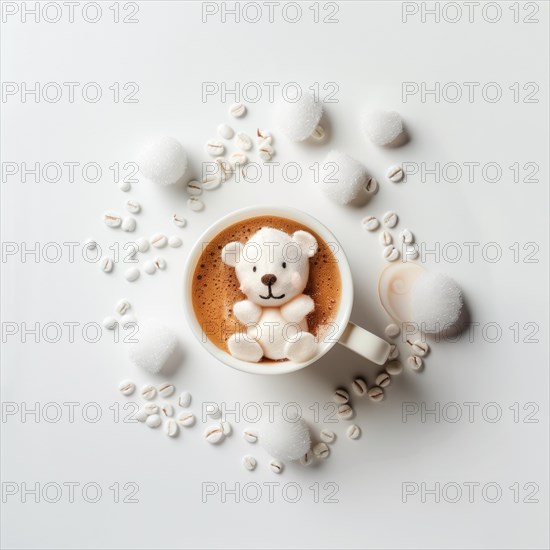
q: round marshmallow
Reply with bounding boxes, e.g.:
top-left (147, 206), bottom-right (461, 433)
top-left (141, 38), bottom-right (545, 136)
top-left (275, 92), bottom-right (323, 142)
top-left (361, 109), bottom-right (403, 146)
top-left (411, 273), bottom-right (463, 333)
top-left (319, 150), bottom-right (367, 205)
top-left (128, 319), bottom-right (178, 374)
top-left (137, 136), bottom-right (188, 186)
top-left (259, 410), bottom-right (311, 462)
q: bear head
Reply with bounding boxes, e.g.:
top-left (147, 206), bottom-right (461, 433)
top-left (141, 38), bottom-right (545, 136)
top-left (221, 227), bottom-right (318, 307)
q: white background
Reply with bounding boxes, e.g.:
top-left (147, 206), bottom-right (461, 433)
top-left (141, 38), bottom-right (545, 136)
top-left (1, 1), bottom-right (549, 548)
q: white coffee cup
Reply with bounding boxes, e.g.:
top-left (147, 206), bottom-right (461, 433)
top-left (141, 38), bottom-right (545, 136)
top-left (184, 206), bottom-right (390, 375)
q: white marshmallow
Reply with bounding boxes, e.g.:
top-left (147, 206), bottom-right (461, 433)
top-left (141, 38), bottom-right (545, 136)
top-left (275, 92), bottom-right (323, 142)
top-left (259, 411), bottom-right (311, 462)
top-left (319, 150), bottom-right (367, 205)
top-left (361, 109), bottom-right (403, 146)
top-left (128, 319), bottom-right (177, 374)
top-left (137, 136), bottom-right (188, 185)
top-left (411, 273), bottom-right (463, 333)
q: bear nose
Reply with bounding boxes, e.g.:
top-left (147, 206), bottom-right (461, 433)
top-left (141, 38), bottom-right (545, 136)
top-left (261, 274), bottom-right (277, 286)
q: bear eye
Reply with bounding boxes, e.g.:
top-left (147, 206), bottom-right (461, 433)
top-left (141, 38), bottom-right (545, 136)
top-left (282, 262), bottom-right (287, 268)
top-left (253, 266), bottom-right (257, 272)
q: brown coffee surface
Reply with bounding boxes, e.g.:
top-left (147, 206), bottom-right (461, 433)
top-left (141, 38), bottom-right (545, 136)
top-left (192, 215), bottom-right (342, 361)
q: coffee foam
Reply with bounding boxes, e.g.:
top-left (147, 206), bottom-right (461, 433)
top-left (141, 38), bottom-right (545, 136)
top-left (192, 216), bottom-right (341, 362)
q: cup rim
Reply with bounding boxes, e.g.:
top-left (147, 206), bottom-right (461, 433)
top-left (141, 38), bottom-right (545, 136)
top-left (183, 206), bottom-right (353, 375)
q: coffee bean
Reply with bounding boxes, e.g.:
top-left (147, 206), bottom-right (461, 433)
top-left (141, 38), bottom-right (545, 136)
top-left (205, 140), bottom-right (225, 156)
top-left (146, 414), bottom-right (161, 428)
top-left (103, 316), bottom-right (117, 330)
top-left (404, 245), bottom-right (419, 259)
top-left (270, 460), bottom-right (283, 473)
top-left (141, 385), bottom-right (156, 400)
top-left (410, 339), bottom-right (430, 357)
top-left (376, 372), bottom-right (391, 388)
top-left (408, 355), bottom-right (423, 371)
top-left (221, 421), bottom-right (232, 435)
top-left (104, 212), bottom-right (122, 228)
top-left (333, 388), bottom-right (349, 404)
top-left (236, 132), bottom-right (252, 151)
top-left (126, 200), bottom-right (141, 214)
top-left (256, 128), bottom-right (272, 143)
top-left (100, 256), bottom-right (114, 273)
top-left (150, 233), bottom-right (167, 248)
top-left (230, 152), bottom-right (248, 166)
top-left (365, 176), bottom-right (378, 194)
top-left (205, 425), bottom-right (224, 444)
top-left (386, 360), bottom-right (403, 376)
top-left (362, 215), bottom-right (379, 231)
top-left (164, 418), bottom-right (178, 437)
top-left (216, 158), bottom-right (232, 183)
top-left (311, 125), bottom-right (325, 140)
top-left (154, 257), bottom-right (166, 270)
top-left (218, 123), bottom-right (235, 140)
top-left (243, 430), bottom-right (258, 443)
top-left (313, 442), bottom-right (330, 458)
top-left (178, 391), bottom-right (191, 408)
top-left (388, 344), bottom-right (399, 360)
top-left (143, 260), bottom-right (156, 275)
top-left (134, 408), bottom-right (148, 422)
top-left (242, 455), bottom-right (257, 471)
top-left (121, 218), bottom-right (136, 233)
top-left (385, 323), bottom-right (400, 338)
top-left (382, 211), bottom-right (398, 228)
top-left (187, 197), bottom-right (204, 212)
top-left (382, 245), bottom-right (400, 262)
top-left (367, 386), bottom-right (384, 402)
top-left (320, 429), bottom-right (335, 444)
top-left (161, 404), bottom-right (173, 417)
top-left (207, 404), bottom-right (221, 419)
top-left (351, 377), bottom-right (368, 396)
top-left (158, 383), bottom-right (175, 398)
top-left (337, 403), bottom-right (354, 420)
top-left (168, 236), bottom-right (182, 248)
top-left (300, 450), bottom-right (313, 466)
top-left (346, 424), bottom-right (361, 440)
top-left (229, 102), bottom-right (246, 118)
top-left (379, 231), bottom-right (392, 246)
top-left (136, 237), bottom-right (149, 253)
top-left (177, 412), bottom-right (195, 427)
top-left (115, 299), bottom-right (131, 315)
top-left (258, 143), bottom-right (274, 161)
top-left (124, 267), bottom-right (140, 282)
top-left (386, 164), bottom-right (404, 182)
top-left (400, 228), bottom-right (414, 244)
top-left (186, 180), bottom-right (203, 196)
top-left (173, 214), bottom-right (187, 228)
top-left (118, 380), bottom-right (135, 396)
top-left (144, 403), bottom-right (159, 415)
top-left (201, 172), bottom-right (221, 190)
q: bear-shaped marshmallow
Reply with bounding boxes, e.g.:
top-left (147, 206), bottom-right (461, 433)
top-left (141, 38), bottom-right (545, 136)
top-left (221, 227), bottom-right (319, 363)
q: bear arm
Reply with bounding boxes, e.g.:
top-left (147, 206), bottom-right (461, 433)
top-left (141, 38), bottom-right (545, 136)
top-left (233, 300), bottom-right (262, 324)
top-left (280, 294), bottom-right (315, 323)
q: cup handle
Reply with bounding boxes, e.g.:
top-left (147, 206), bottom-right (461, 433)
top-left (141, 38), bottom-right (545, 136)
top-left (338, 322), bottom-right (391, 365)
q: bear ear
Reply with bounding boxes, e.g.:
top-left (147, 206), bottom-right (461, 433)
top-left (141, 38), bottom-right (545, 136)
top-left (292, 230), bottom-right (318, 258)
top-left (221, 241), bottom-right (244, 267)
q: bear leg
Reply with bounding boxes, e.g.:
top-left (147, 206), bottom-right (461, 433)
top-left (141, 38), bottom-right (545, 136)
top-left (227, 333), bottom-right (263, 362)
top-left (284, 332), bottom-right (317, 362)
